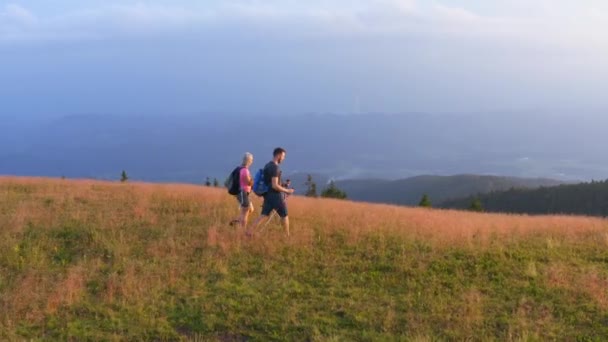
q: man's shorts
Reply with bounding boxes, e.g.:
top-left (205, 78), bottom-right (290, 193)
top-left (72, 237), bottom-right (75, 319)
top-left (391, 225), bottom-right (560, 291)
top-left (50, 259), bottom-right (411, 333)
top-left (261, 192), bottom-right (288, 218)
top-left (237, 191), bottom-right (251, 208)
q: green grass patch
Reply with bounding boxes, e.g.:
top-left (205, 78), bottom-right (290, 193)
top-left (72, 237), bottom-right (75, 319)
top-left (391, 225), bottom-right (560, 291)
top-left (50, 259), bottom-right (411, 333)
top-left (1, 179), bottom-right (607, 340)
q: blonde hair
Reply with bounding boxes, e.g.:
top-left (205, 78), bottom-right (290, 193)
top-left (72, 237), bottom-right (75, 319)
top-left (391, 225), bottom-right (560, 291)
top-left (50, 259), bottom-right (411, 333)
top-left (242, 152), bottom-right (254, 166)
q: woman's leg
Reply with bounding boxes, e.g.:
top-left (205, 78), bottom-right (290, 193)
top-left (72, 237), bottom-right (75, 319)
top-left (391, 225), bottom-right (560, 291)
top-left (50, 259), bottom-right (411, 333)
top-left (239, 206), bottom-right (250, 228)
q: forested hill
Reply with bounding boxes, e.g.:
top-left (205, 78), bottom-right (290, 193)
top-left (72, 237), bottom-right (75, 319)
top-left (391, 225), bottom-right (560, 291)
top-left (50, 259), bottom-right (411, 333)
top-left (329, 174), bottom-right (565, 206)
top-left (441, 179), bottom-right (608, 217)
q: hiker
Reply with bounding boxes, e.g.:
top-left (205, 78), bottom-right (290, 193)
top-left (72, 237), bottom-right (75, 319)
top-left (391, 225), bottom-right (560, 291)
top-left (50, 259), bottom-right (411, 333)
top-left (246, 147), bottom-right (294, 237)
top-left (229, 152), bottom-right (254, 228)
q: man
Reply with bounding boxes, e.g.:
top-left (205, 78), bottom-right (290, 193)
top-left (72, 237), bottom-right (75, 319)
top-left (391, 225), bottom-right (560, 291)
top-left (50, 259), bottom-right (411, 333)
top-left (246, 147), bottom-right (295, 237)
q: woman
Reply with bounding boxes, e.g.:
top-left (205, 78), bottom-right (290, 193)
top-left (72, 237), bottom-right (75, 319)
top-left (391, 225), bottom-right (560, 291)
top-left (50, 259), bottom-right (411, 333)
top-left (230, 152), bottom-right (254, 228)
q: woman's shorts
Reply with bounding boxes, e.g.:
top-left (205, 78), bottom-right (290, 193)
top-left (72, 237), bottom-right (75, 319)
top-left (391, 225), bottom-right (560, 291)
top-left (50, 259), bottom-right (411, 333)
top-left (237, 191), bottom-right (251, 208)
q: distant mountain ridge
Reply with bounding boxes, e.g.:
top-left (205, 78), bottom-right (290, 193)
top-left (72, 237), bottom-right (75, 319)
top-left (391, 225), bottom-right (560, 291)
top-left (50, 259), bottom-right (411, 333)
top-left (286, 173), bottom-right (566, 206)
top-left (1, 112), bottom-right (607, 182)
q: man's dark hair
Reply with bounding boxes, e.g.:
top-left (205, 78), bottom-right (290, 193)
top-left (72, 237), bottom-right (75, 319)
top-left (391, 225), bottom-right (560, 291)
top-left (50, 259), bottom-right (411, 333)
top-left (273, 147), bottom-right (286, 157)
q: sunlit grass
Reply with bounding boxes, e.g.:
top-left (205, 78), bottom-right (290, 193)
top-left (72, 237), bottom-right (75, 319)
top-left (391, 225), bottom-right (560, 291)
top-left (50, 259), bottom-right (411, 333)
top-left (1, 176), bottom-right (607, 340)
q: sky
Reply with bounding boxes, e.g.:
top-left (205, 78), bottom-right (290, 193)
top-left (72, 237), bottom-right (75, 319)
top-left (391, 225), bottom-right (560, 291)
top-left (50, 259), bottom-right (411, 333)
top-left (2, 0), bottom-right (608, 118)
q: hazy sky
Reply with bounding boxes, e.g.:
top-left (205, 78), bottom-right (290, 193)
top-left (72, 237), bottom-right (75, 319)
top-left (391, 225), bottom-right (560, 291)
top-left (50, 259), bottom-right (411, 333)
top-left (2, 0), bottom-right (608, 117)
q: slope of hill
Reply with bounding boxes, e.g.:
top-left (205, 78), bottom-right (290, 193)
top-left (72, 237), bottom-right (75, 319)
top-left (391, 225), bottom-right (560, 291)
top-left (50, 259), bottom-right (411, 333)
top-left (332, 174), bottom-right (565, 206)
top-left (1, 177), bottom-right (608, 340)
top-left (442, 179), bottom-right (608, 217)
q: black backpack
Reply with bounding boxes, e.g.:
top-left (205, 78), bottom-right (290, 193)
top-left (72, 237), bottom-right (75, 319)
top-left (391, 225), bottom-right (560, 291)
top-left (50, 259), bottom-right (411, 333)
top-left (225, 166), bottom-right (243, 195)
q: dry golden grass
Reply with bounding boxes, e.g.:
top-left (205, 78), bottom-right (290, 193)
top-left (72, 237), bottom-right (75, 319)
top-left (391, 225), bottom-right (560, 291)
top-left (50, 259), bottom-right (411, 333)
top-left (46, 265), bottom-right (87, 314)
top-left (546, 263), bottom-right (608, 310)
top-left (1, 175), bottom-right (607, 249)
top-left (1, 176), bottom-right (608, 340)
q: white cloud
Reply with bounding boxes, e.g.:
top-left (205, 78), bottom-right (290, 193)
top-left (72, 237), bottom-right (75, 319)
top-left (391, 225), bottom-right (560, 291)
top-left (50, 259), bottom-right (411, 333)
top-left (0, 4), bottom-right (38, 42)
top-left (1, 3), bottom-right (214, 42)
top-left (58, 4), bottom-right (209, 35)
top-left (1, 4), bottom-right (37, 24)
top-left (432, 4), bottom-right (481, 23)
top-left (1, 0), bottom-right (607, 53)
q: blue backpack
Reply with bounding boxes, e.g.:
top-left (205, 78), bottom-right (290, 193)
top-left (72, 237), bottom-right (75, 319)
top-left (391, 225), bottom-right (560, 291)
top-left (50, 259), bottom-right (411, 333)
top-left (252, 168), bottom-right (269, 196)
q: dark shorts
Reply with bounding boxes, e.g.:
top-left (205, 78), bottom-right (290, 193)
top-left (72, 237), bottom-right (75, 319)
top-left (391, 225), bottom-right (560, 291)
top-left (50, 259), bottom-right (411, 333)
top-left (236, 191), bottom-right (251, 208)
top-left (261, 192), bottom-right (288, 218)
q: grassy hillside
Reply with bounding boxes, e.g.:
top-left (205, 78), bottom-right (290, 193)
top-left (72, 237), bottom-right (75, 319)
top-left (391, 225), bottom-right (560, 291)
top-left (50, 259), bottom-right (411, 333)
top-left (1, 177), bottom-right (608, 340)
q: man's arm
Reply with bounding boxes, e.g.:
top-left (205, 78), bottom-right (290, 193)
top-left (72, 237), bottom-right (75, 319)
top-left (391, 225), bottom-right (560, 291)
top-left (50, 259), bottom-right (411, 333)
top-left (272, 177), bottom-right (294, 194)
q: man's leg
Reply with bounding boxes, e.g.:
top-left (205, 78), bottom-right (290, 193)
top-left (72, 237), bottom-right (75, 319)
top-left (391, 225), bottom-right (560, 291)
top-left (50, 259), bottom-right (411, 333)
top-left (260, 210), bottom-right (277, 232)
top-left (281, 216), bottom-right (290, 237)
top-left (276, 200), bottom-right (289, 236)
top-left (246, 214), bottom-right (270, 236)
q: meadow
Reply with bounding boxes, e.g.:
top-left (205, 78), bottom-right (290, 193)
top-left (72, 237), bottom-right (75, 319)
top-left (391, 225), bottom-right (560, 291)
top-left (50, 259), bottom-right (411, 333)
top-left (1, 177), bottom-right (607, 341)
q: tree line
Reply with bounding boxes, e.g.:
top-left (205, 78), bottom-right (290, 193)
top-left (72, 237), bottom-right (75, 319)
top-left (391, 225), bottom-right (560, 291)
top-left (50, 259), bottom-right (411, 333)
top-left (193, 173), bottom-right (350, 200)
top-left (440, 180), bottom-right (608, 217)
top-left (304, 175), bottom-right (347, 199)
